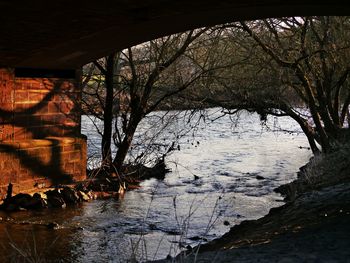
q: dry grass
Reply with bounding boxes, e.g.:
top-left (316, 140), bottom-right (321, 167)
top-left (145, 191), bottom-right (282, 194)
top-left (276, 143), bottom-right (350, 201)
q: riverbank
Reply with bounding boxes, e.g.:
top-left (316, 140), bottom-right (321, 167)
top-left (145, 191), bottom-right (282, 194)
top-left (0, 158), bottom-right (169, 212)
top-left (154, 144), bottom-right (350, 262)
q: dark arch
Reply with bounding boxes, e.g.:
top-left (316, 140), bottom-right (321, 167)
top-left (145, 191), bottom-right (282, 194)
top-left (1, 0), bottom-right (350, 69)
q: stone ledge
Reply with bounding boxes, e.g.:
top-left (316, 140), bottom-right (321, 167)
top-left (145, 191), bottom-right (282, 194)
top-left (0, 136), bottom-right (86, 150)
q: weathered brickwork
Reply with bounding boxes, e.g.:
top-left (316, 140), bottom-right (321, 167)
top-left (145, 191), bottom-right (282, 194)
top-left (0, 69), bottom-right (81, 140)
top-left (0, 69), bottom-right (86, 199)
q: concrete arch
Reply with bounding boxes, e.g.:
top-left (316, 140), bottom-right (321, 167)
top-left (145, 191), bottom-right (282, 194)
top-left (1, 0), bottom-right (350, 69)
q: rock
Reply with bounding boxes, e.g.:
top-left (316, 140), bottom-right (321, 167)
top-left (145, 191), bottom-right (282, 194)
top-left (149, 224), bottom-right (158, 231)
top-left (224, 220), bottom-right (230, 226)
top-left (77, 190), bottom-right (90, 202)
top-left (45, 190), bottom-right (66, 208)
top-left (125, 158), bottom-right (170, 181)
top-left (189, 236), bottom-right (208, 242)
top-left (2, 193), bottom-right (35, 210)
top-left (61, 187), bottom-right (80, 204)
top-left (94, 191), bottom-right (116, 199)
top-left (86, 190), bottom-right (96, 200)
top-left (12, 193), bottom-right (33, 207)
top-left (45, 189), bottom-right (60, 197)
top-left (5, 203), bottom-right (19, 211)
top-left (48, 196), bottom-right (66, 208)
top-left (34, 192), bottom-right (47, 200)
top-left (256, 175), bottom-right (265, 180)
top-left (75, 182), bottom-right (89, 192)
top-left (47, 222), bottom-right (59, 230)
top-left (186, 245), bottom-right (192, 251)
top-left (28, 193), bottom-right (48, 209)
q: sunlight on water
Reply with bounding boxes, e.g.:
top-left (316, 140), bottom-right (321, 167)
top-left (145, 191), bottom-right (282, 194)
top-left (0, 109), bottom-right (311, 262)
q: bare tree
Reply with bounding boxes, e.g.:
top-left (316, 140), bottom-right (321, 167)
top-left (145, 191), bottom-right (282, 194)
top-left (82, 52), bottom-right (122, 169)
top-left (82, 28), bottom-right (230, 175)
top-left (197, 17), bottom-right (350, 154)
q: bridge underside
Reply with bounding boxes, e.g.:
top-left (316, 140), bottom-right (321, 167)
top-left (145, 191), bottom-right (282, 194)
top-left (0, 1), bottom-right (349, 198)
top-left (1, 0), bottom-right (350, 69)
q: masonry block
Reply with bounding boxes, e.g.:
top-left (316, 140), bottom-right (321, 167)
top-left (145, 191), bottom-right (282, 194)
top-left (0, 68), bottom-right (86, 199)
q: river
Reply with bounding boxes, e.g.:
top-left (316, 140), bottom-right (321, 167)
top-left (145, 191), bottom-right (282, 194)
top-left (0, 109), bottom-right (311, 262)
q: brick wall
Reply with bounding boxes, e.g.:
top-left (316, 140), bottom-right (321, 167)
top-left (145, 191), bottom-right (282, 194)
top-left (0, 69), bottom-right (86, 199)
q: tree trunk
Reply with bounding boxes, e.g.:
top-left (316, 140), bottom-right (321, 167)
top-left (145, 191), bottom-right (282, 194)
top-left (287, 109), bottom-right (321, 155)
top-left (101, 54), bottom-right (115, 165)
top-left (298, 122), bottom-right (321, 155)
top-left (112, 114), bottom-right (142, 172)
top-left (294, 66), bottom-right (332, 153)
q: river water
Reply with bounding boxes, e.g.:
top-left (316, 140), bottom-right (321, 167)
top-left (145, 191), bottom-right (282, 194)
top-left (0, 109), bottom-right (311, 262)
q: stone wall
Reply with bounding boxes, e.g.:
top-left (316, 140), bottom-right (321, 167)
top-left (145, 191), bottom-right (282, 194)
top-left (0, 69), bottom-right (86, 199)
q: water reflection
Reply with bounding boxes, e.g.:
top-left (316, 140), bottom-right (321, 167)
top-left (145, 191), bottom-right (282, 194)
top-left (0, 206), bottom-right (83, 262)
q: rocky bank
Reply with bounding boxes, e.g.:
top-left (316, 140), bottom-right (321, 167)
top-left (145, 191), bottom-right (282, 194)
top-left (153, 144), bottom-right (350, 262)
